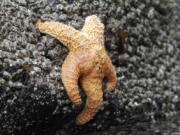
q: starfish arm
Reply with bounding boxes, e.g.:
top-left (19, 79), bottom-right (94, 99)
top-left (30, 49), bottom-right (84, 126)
top-left (81, 15), bottom-right (104, 46)
top-left (36, 19), bottom-right (84, 51)
top-left (61, 53), bottom-right (82, 105)
top-left (76, 77), bottom-right (103, 125)
top-left (106, 63), bottom-right (117, 91)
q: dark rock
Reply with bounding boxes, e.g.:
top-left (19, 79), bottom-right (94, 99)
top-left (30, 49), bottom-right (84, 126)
top-left (0, 0), bottom-right (179, 134)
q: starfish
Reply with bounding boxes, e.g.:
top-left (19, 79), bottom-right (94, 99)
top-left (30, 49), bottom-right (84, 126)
top-left (35, 15), bottom-right (117, 125)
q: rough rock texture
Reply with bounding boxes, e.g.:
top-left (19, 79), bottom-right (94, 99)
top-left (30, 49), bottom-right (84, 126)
top-left (0, 0), bottom-right (179, 135)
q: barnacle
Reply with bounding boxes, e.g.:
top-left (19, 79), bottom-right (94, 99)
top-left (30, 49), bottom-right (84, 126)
top-left (36, 15), bottom-right (117, 125)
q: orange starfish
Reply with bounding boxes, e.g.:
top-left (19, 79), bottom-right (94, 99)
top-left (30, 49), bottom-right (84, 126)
top-left (35, 15), bottom-right (117, 125)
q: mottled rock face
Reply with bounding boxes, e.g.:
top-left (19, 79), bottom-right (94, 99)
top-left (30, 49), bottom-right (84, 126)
top-left (0, 0), bottom-right (179, 134)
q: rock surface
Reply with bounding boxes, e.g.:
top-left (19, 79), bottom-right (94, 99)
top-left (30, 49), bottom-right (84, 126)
top-left (0, 0), bottom-right (179, 134)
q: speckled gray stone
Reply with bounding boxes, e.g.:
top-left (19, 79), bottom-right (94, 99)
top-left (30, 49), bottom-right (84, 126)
top-left (0, 0), bottom-right (179, 135)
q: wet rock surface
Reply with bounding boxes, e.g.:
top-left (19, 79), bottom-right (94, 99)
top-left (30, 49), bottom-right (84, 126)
top-left (0, 0), bottom-right (179, 134)
top-left (86, 112), bottom-right (180, 135)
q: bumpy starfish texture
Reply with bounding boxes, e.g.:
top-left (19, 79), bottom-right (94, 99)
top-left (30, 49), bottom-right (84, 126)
top-left (36, 15), bottom-right (117, 125)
